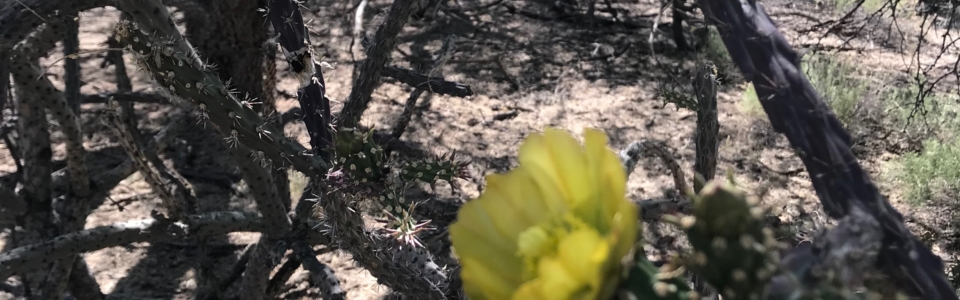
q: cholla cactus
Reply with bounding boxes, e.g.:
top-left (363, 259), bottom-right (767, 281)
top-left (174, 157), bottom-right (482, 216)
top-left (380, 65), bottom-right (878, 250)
top-left (674, 176), bottom-right (781, 299)
top-left (326, 120), bottom-right (470, 221)
top-left (2, 1), bottom-right (956, 300)
top-left (399, 153), bottom-right (470, 188)
top-left (331, 127), bottom-right (388, 183)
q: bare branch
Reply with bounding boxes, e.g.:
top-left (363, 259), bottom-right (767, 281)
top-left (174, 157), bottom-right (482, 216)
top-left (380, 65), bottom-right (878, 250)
top-left (0, 211), bottom-right (264, 281)
top-left (392, 34), bottom-right (458, 139)
top-left (336, 0), bottom-right (424, 129)
top-left (381, 66), bottom-right (473, 99)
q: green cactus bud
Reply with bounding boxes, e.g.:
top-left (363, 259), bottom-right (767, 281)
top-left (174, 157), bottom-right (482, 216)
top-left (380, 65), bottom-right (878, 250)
top-left (399, 152), bottom-right (469, 185)
top-left (331, 127), bottom-right (386, 182)
top-left (683, 179), bottom-right (780, 300)
top-left (378, 186), bottom-right (407, 217)
top-left (690, 179), bottom-right (754, 238)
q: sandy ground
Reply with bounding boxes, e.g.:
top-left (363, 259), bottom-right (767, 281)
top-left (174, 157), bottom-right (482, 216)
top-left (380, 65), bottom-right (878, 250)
top-left (0, 0), bottom-right (957, 298)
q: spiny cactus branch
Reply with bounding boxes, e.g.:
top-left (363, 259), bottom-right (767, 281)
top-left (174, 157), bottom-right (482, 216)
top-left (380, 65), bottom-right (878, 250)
top-left (9, 22), bottom-right (94, 298)
top-left (292, 240), bottom-right (346, 300)
top-left (11, 58), bottom-right (90, 195)
top-left (337, 0), bottom-right (424, 129)
top-left (229, 142), bottom-right (292, 236)
top-left (696, 1), bottom-right (957, 298)
top-left (278, 109), bottom-right (434, 158)
top-left (260, 24), bottom-right (292, 211)
top-left (780, 205), bottom-right (883, 294)
top-left (0, 211), bottom-right (265, 280)
top-left (113, 20), bottom-right (329, 176)
top-left (0, 50), bottom-right (8, 112)
top-left (11, 51), bottom-right (56, 298)
top-left (261, 194), bottom-right (345, 298)
top-left (50, 108), bottom-right (191, 197)
top-left (104, 99), bottom-right (197, 218)
top-left (0, 0), bottom-right (109, 51)
top-left (64, 9), bottom-right (80, 113)
top-left (266, 0), bottom-right (333, 156)
top-left (230, 140), bottom-right (293, 298)
top-left (692, 61), bottom-right (719, 193)
top-left (315, 186), bottom-right (450, 299)
top-left (83, 92), bottom-right (168, 104)
top-left (381, 66), bottom-right (473, 98)
top-left (105, 20), bottom-right (133, 93)
top-left (10, 14), bottom-right (91, 199)
top-left (240, 236), bottom-right (285, 300)
top-left (11, 19), bottom-right (152, 298)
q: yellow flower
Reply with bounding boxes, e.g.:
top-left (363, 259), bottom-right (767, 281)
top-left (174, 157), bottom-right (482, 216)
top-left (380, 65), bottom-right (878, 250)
top-left (450, 128), bottom-right (639, 300)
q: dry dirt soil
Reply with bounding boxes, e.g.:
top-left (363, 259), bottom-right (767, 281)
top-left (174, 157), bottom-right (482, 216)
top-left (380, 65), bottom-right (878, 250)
top-left (0, 0), bottom-right (957, 299)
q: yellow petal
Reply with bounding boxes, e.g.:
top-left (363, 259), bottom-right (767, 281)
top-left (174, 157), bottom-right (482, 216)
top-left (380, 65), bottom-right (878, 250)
top-left (537, 256), bottom-right (582, 299)
top-left (450, 202), bottom-right (523, 287)
top-left (518, 134), bottom-right (579, 205)
top-left (460, 257), bottom-right (517, 299)
top-left (518, 226), bottom-right (554, 259)
top-left (477, 193), bottom-right (530, 241)
top-left (450, 199), bottom-right (514, 255)
top-left (557, 229), bottom-right (608, 289)
top-left (611, 202), bottom-right (639, 262)
top-left (582, 128), bottom-right (628, 232)
top-left (542, 128), bottom-right (593, 204)
top-left (485, 170), bottom-right (551, 228)
top-left (513, 280), bottom-right (547, 300)
top-left (519, 160), bottom-right (570, 217)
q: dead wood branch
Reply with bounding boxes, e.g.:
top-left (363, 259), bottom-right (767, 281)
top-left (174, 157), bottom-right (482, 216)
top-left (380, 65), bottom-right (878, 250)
top-left (619, 140), bottom-right (690, 195)
top-left (392, 35), bottom-right (458, 139)
top-left (619, 140), bottom-right (694, 221)
top-left (0, 211), bottom-right (264, 280)
top-left (381, 66), bottom-right (473, 98)
top-left (697, 1), bottom-right (957, 298)
top-left (337, 0), bottom-right (424, 129)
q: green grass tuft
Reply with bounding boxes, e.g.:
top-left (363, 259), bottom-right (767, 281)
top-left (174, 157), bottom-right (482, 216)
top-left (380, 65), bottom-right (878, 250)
top-left (739, 54), bottom-right (868, 127)
top-left (886, 139), bottom-right (960, 205)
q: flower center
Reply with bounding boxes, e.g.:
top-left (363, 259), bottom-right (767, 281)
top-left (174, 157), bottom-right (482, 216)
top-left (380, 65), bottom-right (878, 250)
top-left (516, 213), bottom-right (590, 280)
